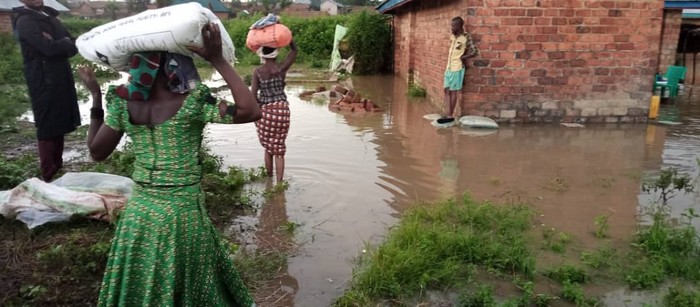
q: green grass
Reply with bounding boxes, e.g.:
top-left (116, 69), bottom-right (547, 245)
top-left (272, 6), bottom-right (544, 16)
top-left (335, 194), bottom-right (536, 305)
top-left (0, 140), bottom-right (278, 305)
top-left (664, 285), bottom-right (700, 307)
top-left (337, 168), bottom-right (700, 305)
top-left (407, 84), bottom-right (427, 97)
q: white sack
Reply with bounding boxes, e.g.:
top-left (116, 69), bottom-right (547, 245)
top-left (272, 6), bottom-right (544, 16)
top-left (76, 2), bottom-right (235, 71)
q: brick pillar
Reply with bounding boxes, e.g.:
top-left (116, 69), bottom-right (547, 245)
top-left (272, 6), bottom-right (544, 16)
top-left (658, 9), bottom-right (682, 74)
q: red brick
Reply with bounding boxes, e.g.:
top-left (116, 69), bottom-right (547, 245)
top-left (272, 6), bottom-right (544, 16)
top-left (552, 18), bottom-right (567, 25)
top-left (535, 18), bottom-right (552, 25)
top-left (510, 9), bottom-right (527, 16)
top-left (518, 18), bottom-right (534, 25)
top-left (595, 68), bottom-right (610, 75)
top-left (617, 1), bottom-right (631, 9)
top-left (592, 85), bottom-right (608, 92)
top-left (618, 43), bottom-right (635, 50)
top-left (494, 8), bottom-right (510, 16)
top-left (527, 9), bottom-right (543, 17)
top-left (531, 69), bottom-right (547, 77)
top-left (491, 60), bottom-right (507, 68)
top-left (548, 51), bottom-right (565, 60)
top-left (559, 9), bottom-right (575, 17)
top-left (571, 59), bottom-right (586, 67)
top-left (492, 43), bottom-right (509, 50)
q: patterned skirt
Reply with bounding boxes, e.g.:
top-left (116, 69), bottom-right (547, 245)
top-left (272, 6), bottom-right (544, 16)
top-left (255, 101), bottom-right (290, 156)
top-left (97, 184), bottom-right (254, 307)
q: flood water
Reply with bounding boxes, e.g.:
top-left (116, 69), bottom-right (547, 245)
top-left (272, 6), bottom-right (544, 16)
top-left (28, 73), bottom-right (700, 306)
top-left (202, 75), bottom-right (700, 306)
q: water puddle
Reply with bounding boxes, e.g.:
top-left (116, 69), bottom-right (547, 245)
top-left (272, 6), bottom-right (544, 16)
top-left (200, 75), bottom-right (700, 305)
top-left (29, 72), bottom-right (700, 305)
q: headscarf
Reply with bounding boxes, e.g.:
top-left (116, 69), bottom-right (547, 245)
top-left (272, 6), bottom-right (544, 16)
top-left (115, 52), bottom-right (201, 101)
top-left (257, 47), bottom-right (279, 64)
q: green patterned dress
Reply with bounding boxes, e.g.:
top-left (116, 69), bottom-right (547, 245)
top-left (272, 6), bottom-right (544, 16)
top-left (98, 83), bottom-right (255, 307)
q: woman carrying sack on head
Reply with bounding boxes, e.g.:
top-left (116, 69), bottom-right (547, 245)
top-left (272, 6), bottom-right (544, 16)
top-left (250, 39), bottom-right (297, 183)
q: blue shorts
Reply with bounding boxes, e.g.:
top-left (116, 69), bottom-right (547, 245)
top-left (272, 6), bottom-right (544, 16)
top-left (444, 68), bottom-right (465, 91)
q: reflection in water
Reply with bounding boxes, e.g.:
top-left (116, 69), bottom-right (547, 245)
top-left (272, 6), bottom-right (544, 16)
top-left (53, 71), bottom-right (697, 305)
top-left (255, 184), bottom-right (299, 306)
top-left (21, 68), bottom-right (699, 304)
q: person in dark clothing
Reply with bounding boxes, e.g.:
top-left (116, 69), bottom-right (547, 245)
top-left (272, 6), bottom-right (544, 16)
top-left (13, 0), bottom-right (81, 182)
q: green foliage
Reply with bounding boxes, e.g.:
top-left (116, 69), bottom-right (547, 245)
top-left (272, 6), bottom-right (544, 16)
top-left (335, 195), bottom-right (535, 305)
top-left (0, 154), bottom-right (40, 190)
top-left (60, 18), bottom-right (108, 37)
top-left (642, 168), bottom-right (694, 206)
top-left (0, 86), bottom-right (31, 130)
top-left (346, 11), bottom-right (391, 74)
top-left (0, 34), bottom-right (25, 85)
top-left (594, 214), bottom-right (610, 239)
top-left (459, 284), bottom-right (496, 307)
top-left (545, 265), bottom-right (590, 284)
top-left (407, 84), bottom-right (427, 97)
top-left (223, 14), bottom-right (350, 65)
top-left (560, 280), bottom-right (599, 306)
top-left (580, 245), bottom-right (617, 269)
top-left (664, 285), bottom-right (700, 307)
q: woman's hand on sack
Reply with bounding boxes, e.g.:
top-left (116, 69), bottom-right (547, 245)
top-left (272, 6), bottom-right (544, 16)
top-left (188, 23), bottom-right (223, 63)
top-left (78, 66), bottom-right (101, 96)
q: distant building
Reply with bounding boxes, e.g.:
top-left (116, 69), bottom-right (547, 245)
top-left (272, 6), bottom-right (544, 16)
top-left (320, 0), bottom-right (345, 16)
top-left (171, 0), bottom-right (232, 20)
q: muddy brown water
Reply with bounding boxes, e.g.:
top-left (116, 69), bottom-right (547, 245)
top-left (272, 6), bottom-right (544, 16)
top-left (203, 76), bottom-right (700, 306)
top-left (25, 75), bottom-right (700, 306)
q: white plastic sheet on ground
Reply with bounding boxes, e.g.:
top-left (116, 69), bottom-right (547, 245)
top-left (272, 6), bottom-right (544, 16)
top-left (0, 172), bottom-right (133, 229)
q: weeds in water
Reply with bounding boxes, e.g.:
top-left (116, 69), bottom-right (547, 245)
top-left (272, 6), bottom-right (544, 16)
top-left (234, 250), bottom-right (288, 291)
top-left (459, 284), bottom-right (496, 307)
top-left (664, 285), bottom-right (700, 307)
top-left (510, 278), bottom-right (559, 307)
top-left (624, 168), bottom-right (700, 290)
top-left (561, 280), bottom-right (599, 306)
top-left (580, 245), bottom-right (617, 269)
top-left (407, 84), bottom-right (427, 98)
top-left (641, 168), bottom-right (694, 206)
top-left (594, 214), bottom-right (610, 239)
top-left (542, 168), bottom-right (568, 193)
top-left (592, 177), bottom-right (615, 189)
top-left (335, 195), bottom-right (535, 305)
top-left (542, 228), bottom-right (571, 253)
top-left (263, 180), bottom-right (290, 199)
top-left (280, 221), bottom-right (302, 235)
top-left (545, 264), bottom-right (590, 284)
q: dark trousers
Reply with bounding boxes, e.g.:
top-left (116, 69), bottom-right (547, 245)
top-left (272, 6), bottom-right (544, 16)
top-left (37, 135), bottom-right (64, 182)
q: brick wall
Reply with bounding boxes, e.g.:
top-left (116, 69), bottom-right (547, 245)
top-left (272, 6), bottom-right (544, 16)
top-left (658, 9), bottom-right (682, 74)
top-left (391, 0), bottom-right (666, 123)
top-left (0, 12), bottom-right (12, 34)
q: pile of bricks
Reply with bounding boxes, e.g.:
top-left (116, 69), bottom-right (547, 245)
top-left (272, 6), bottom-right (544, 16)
top-left (328, 85), bottom-right (382, 113)
top-left (299, 85), bottom-right (382, 114)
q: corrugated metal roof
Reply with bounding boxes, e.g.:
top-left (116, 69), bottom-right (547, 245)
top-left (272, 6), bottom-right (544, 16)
top-left (666, 1), bottom-right (700, 9)
top-left (376, 0), bottom-right (416, 14)
top-left (0, 0), bottom-right (69, 12)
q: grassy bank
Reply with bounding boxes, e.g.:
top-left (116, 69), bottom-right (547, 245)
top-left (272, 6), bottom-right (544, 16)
top-left (336, 169), bottom-right (700, 306)
top-left (0, 123), bottom-right (289, 305)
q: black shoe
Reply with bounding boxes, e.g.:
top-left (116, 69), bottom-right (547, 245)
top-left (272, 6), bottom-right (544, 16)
top-left (436, 117), bottom-right (454, 124)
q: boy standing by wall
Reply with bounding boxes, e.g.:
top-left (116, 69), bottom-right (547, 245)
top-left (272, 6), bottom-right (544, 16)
top-left (438, 16), bottom-right (479, 124)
